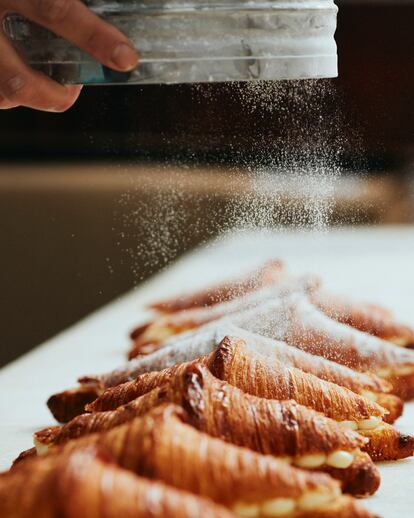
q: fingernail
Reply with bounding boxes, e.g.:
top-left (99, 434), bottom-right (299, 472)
top-left (66, 84), bottom-right (83, 92)
top-left (65, 84), bottom-right (83, 97)
top-left (46, 106), bottom-right (72, 113)
top-left (111, 43), bottom-right (138, 71)
top-left (47, 86), bottom-right (83, 112)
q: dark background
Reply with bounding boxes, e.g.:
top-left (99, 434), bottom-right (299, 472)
top-left (0, 1), bottom-right (413, 366)
top-left (1, 1), bottom-right (414, 162)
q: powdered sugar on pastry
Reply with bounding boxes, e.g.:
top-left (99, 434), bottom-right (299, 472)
top-left (149, 259), bottom-right (286, 313)
top-left (232, 327), bottom-right (390, 394)
top-left (84, 321), bottom-right (390, 396)
top-left (228, 295), bottom-right (414, 371)
top-left (313, 289), bottom-right (414, 348)
top-left (283, 294), bottom-right (414, 371)
top-left (128, 276), bottom-right (317, 358)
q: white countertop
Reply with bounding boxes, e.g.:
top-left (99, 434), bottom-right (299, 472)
top-left (1, 226), bottom-right (414, 517)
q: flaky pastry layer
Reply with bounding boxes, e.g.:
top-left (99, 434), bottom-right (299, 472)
top-left (1, 446), bottom-right (238, 518)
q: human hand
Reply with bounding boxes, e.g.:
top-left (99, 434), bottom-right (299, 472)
top-left (0, 0), bottom-right (139, 111)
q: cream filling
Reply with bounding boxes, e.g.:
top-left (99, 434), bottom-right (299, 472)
top-left (356, 416), bottom-right (382, 431)
top-left (143, 325), bottom-right (176, 343)
top-left (33, 442), bottom-right (356, 470)
top-left (388, 337), bottom-right (410, 347)
top-left (294, 449), bottom-right (357, 469)
top-left (339, 415), bottom-right (382, 432)
top-left (33, 434), bottom-right (358, 471)
top-left (377, 365), bottom-right (414, 377)
top-left (233, 488), bottom-right (341, 517)
top-left (34, 438), bottom-right (49, 456)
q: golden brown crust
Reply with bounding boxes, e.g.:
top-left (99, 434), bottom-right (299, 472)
top-left (239, 330), bottom-right (391, 395)
top-left (129, 298), bottom-right (249, 359)
top-left (61, 448), bottom-right (238, 518)
top-left (181, 365), bottom-right (367, 454)
top-left (150, 260), bottom-right (413, 352)
top-left (181, 365), bottom-right (379, 497)
top-left (11, 447), bottom-right (37, 468)
top-left (89, 340), bottom-right (384, 422)
top-left (149, 260), bottom-right (285, 313)
top-left (214, 338), bottom-right (412, 461)
top-left (359, 422), bottom-right (414, 461)
top-left (37, 365), bottom-right (366, 455)
top-left (86, 361), bottom-right (199, 413)
top-left (233, 329), bottom-right (399, 419)
top-left (1, 447), bottom-right (238, 518)
top-left (47, 385), bottom-right (101, 424)
top-left (3, 439), bottom-right (377, 518)
top-left (130, 291), bottom-right (414, 404)
top-left (89, 360), bottom-right (202, 413)
top-left (149, 260), bottom-right (411, 353)
top-left (84, 344), bottom-right (411, 465)
top-left (0, 451), bottom-right (60, 517)
top-left (85, 327), bottom-right (393, 414)
top-left (273, 295), bottom-right (414, 401)
top-left (210, 337), bottom-right (385, 422)
top-left (217, 338), bottom-right (413, 461)
top-left (376, 393), bottom-right (404, 424)
top-left (36, 385), bottom-right (171, 447)
top-left (384, 373), bottom-right (414, 400)
top-left (45, 405), bottom-right (340, 506)
top-left (47, 336), bottom-right (400, 425)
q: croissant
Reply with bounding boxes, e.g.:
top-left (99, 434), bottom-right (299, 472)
top-left (35, 364), bottom-right (380, 496)
top-left (46, 385), bottom-right (103, 425)
top-left (144, 258), bottom-right (414, 349)
top-left (177, 294), bottom-right (413, 401)
top-left (1, 446), bottom-right (240, 518)
top-left (47, 324), bottom-right (226, 423)
top-left (268, 294), bottom-right (414, 400)
top-left (146, 260), bottom-right (381, 321)
top-left (88, 338), bottom-right (384, 422)
top-left (29, 405), bottom-right (375, 518)
top-left (232, 327), bottom-right (401, 424)
top-left (48, 323), bottom-right (399, 424)
top-left (130, 282), bottom-right (414, 400)
top-left (88, 332), bottom-right (402, 428)
top-left (165, 292), bottom-right (414, 400)
top-left (148, 259), bottom-right (414, 349)
top-left (213, 336), bottom-right (414, 462)
top-left (83, 336), bottom-right (412, 461)
top-left (149, 259), bottom-right (285, 313)
top-left (37, 385), bottom-right (171, 449)
top-left (312, 290), bottom-right (414, 348)
top-left (128, 276), bottom-right (316, 358)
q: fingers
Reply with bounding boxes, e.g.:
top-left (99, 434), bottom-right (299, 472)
top-left (10, 0), bottom-right (139, 72)
top-left (0, 31), bottom-right (83, 111)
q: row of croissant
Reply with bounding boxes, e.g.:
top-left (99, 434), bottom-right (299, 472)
top-left (3, 260), bottom-right (414, 517)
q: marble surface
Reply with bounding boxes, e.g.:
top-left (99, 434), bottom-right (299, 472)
top-left (1, 225), bottom-right (414, 517)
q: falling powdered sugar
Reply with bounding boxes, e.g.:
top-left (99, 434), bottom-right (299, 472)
top-left (219, 79), bottom-right (349, 233)
top-left (117, 78), bottom-right (360, 279)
